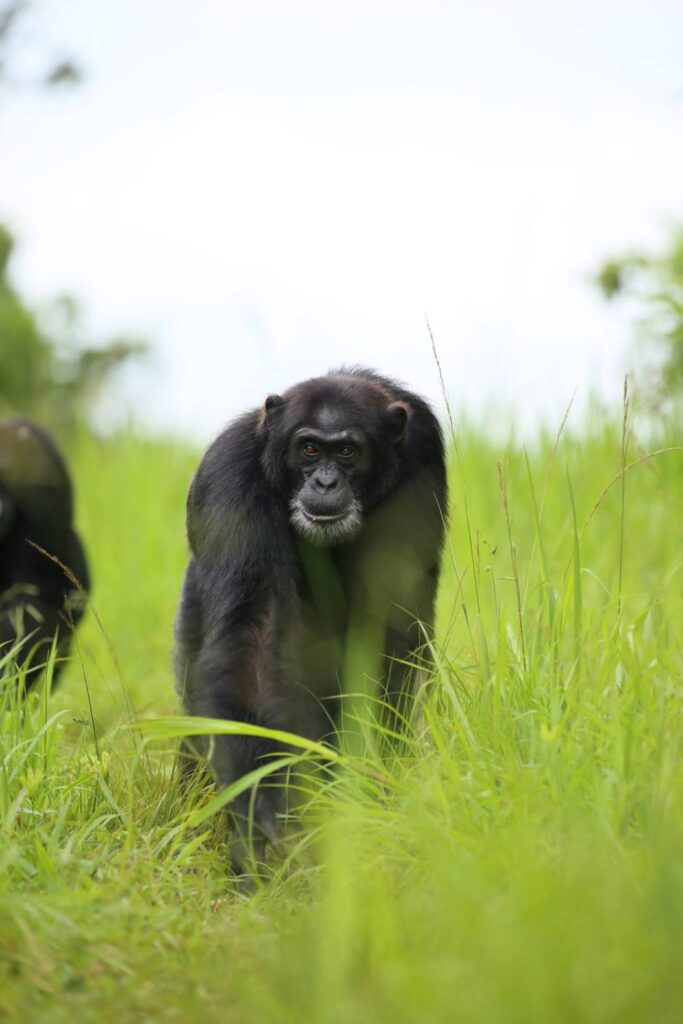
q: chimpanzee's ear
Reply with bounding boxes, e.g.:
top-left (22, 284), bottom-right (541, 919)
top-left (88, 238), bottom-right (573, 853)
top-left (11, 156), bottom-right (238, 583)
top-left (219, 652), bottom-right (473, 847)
top-left (258, 394), bottom-right (283, 435)
top-left (385, 401), bottom-right (410, 442)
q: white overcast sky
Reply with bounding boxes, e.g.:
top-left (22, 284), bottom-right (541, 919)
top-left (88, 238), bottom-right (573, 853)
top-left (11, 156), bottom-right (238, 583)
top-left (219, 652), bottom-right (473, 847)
top-left (1, 0), bottom-right (682, 439)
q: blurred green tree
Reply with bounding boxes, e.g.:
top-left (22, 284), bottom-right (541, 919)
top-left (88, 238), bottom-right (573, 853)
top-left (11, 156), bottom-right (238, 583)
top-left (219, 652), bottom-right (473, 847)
top-left (0, 223), bottom-right (146, 423)
top-left (0, 3), bottom-right (146, 425)
top-left (596, 228), bottom-right (683, 404)
top-left (0, 224), bottom-right (53, 408)
top-left (0, 1), bottom-right (81, 89)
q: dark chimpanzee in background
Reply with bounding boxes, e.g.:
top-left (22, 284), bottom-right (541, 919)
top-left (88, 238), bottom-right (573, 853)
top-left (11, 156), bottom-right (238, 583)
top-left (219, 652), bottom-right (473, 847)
top-left (0, 417), bottom-right (89, 690)
top-left (174, 368), bottom-right (448, 869)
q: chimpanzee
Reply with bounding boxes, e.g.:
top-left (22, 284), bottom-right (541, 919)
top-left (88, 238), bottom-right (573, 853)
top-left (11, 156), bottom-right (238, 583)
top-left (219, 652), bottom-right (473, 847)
top-left (0, 417), bottom-right (89, 690)
top-left (174, 368), bottom-right (448, 868)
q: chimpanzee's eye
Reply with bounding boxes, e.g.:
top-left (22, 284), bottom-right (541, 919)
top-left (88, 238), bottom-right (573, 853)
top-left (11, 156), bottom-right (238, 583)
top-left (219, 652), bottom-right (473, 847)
top-left (338, 446), bottom-right (356, 459)
top-left (302, 443), bottom-right (319, 458)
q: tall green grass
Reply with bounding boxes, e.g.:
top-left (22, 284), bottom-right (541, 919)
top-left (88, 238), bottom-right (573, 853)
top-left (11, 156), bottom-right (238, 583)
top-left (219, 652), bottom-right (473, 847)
top-left (0, 411), bottom-right (681, 1023)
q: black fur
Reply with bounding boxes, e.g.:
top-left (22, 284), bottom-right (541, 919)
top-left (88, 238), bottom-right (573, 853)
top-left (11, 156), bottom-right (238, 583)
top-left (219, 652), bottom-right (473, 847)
top-left (0, 418), bottom-right (89, 690)
top-left (174, 368), bottom-right (448, 868)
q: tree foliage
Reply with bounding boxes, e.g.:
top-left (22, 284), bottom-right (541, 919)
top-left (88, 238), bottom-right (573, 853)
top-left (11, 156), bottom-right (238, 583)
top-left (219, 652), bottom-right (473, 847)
top-left (0, 6), bottom-right (145, 425)
top-left (0, 1), bottom-right (81, 89)
top-left (596, 228), bottom-right (683, 402)
top-left (0, 223), bottom-right (146, 423)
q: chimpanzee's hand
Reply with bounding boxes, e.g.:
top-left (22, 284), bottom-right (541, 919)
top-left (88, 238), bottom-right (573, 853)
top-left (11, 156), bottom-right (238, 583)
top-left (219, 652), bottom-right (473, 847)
top-left (228, 783), bottom-right (287, 879)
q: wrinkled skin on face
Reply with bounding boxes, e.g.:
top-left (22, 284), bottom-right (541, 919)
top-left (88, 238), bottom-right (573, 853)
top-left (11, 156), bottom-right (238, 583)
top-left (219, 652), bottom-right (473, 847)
top-left (288, 417), bottom-right (366, 545)
top-left (261, 379), bottom-right (410, 547)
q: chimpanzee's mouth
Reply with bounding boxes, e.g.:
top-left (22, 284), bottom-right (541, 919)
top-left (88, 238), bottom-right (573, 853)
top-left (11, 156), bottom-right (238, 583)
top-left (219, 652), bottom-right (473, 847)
top-left (290, 498), bottom-right (363, 546)
top-left (301, 510), bottom-right (348, 522)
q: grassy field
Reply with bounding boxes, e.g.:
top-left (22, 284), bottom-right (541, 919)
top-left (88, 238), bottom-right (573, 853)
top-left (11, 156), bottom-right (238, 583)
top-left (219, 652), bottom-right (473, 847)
top-left (0, 404), bottom-right (682, 1023)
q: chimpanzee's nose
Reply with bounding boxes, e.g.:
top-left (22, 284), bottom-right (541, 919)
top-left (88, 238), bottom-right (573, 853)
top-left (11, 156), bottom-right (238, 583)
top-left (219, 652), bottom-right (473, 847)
top-left (312, 467), bottom-right (339, 492)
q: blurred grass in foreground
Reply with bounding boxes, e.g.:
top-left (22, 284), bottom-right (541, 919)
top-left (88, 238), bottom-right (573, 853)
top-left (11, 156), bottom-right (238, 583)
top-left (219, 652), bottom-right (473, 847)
top-left (0, 410), bottom-right (681, 1023)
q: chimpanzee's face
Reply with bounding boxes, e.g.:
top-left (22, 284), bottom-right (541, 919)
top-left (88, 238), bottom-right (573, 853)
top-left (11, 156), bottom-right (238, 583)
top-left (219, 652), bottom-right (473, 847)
top-left (263, 385), bottom-right (409, 547)
top-left (287, 409), bottom-right (369, 545)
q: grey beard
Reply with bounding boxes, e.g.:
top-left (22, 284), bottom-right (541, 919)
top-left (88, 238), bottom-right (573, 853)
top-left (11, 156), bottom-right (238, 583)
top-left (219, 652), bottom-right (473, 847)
top-left (289, 498), bottom-right (363, 546)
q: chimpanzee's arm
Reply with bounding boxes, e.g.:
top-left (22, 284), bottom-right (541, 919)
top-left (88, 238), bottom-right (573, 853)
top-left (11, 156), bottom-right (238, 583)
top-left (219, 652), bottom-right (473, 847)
top-left (175, 559), bottom-right (286, 868)
top-left (0, 485), bottom-right (16, 541)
